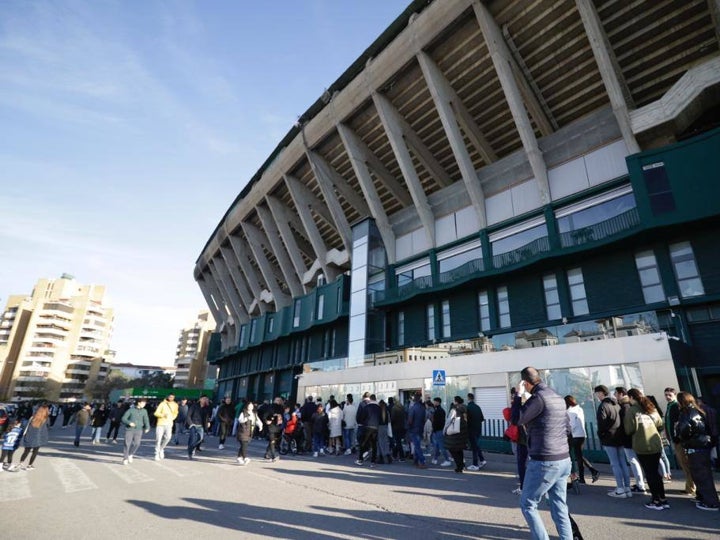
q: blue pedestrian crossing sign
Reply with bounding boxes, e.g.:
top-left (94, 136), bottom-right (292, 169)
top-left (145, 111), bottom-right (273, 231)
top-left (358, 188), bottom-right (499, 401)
top-left (432, 370), bottom-right (446, 386)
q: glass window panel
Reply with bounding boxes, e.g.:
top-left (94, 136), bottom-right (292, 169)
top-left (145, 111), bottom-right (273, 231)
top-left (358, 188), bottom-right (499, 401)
top-left (478, 290), bottom-right (490, 331)
top-left (498, 286), bottom-right (511, 328)
top-left (491, 224), bottom-right (548, 255)
top-left (643, 285), bottom-right (665, 304)
top-left (427, 304), bottom-right (436, 341)
top-left (317, 295), bottom-right (325, 320)
top-left (350, 290), bottom-right (366, 317)
top-left (638, 268), bottom-right (661, 286)
top-left (547, 304), bottom-right (562, 320)
top-left (687, 308), bottom-right (710, 322)
top-left (635, 251), bottom-right (656, 268)
top-left (674, 260), bottom-right (700, 280)
top-left (499, 313), bottom-right (511, 328)
top-left (545, 289), bottom-right (559, 305)
top-left (678, 277), bottom-right (704, 298)
top-left (570, 284), bottom-right (586, 298)
top-left (556, 192), bottom-right (636, 233)
top-left (572, 299), bottom-right (589, 316)
top-left (567, 268), bottom-right (584, 285)
top-left (442, 300), bottom-right (451, 337)
top-left (438, 246), bottom-right (483, 273)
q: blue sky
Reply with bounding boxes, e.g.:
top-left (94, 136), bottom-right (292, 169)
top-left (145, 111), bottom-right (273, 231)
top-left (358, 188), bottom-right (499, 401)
top-left (0, 0), bottom-right (409, 366)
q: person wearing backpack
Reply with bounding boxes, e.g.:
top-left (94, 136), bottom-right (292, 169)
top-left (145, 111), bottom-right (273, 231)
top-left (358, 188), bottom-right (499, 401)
top-left (623, 388), bottom-right (666, 511)
top-left (677, 392), bottom-right (719, 511)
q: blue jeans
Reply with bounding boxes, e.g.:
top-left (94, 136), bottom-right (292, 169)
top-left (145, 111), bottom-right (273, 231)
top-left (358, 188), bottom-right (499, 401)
top-left (409, 432), bottom-right (425, 465)
top-left (188, 425), bottom-right (204, 457)
top-left (520, 457), bottom-right (572, 540)
top-left (312, 433), bottom-right (325, 453)
top-left (603, 445), bottom-right (630, 490)
top-left (343, 427), bottom-right (356, 450)
top-left (432, 430), bottom-right (450, 461)
top-left (623, 447), bottom-right (646, 489)
top-left (74, 423), bottom-right (86, 445)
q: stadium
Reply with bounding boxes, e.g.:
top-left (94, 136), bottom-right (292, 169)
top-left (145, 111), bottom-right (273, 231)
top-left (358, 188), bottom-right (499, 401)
top-left (194, 0), bottom-right (720, 422)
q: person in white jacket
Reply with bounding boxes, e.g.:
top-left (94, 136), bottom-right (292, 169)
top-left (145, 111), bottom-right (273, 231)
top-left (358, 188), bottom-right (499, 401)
top-left (565, 395), bottom-right (599, 483)
top-left (342, 394), bottom-right (358, 455)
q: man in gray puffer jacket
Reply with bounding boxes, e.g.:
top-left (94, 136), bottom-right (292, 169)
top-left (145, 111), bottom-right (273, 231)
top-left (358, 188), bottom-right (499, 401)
top-left (517, 366), bottom-right (572, 540)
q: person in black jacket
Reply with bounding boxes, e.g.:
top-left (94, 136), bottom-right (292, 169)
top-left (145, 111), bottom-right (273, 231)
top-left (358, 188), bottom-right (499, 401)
top-left (676, 392), bottom-right (719, 511)
top-left (356, 394), bottom-right (380, 466)
top-left (594, 385), bottom-right (631, 498)
top-left (263, 397), bottom-right (284, 462)
top-left (430, 398), bottom-right (451, 466)
top-left (186, 396), bottom-right (211, 460)
top-left (105, 401), bottom-right (125, 444)
top-left (517, 367), bottom-right (572, 540)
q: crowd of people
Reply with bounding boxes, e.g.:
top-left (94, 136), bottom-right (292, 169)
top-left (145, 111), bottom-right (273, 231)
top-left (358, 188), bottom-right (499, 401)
top-left (1, 373), bottom-right (718, 540)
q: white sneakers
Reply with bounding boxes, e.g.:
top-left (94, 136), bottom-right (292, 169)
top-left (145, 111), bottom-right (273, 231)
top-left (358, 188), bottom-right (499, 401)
top-left (344, 449), bottom-right (352, 455)
top-left (607, 488), bottom-right (632, 498)
top-left (122, 459), bottom-right (129, 466)
top-left (313, 452), bottom-right (319, 458)
top-left (219, 444), bottom-right (224, 450)
top-left (128, 456), bottom-right (133, 464)
top-left (236, 457), bottom-right (250, 465)
top-left (466, 465), bottom-right (479, 471)
top-left (440, 460), bottom-right (452, 467)
top-left (319, 448), bottom-right (325, 455)
top-left (478, 460), bottom-right (487, 469)
top-left (431, 459), bottom-right (438, 465)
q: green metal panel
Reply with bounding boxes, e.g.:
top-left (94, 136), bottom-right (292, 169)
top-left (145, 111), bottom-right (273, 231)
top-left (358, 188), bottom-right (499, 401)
top-left (508, 275), bottom-right (546, 327)
top-left (582, 251), bottom-right (645, 313)
top-left (628, 127), bottom-right (720, 226)
top-left (691, 228), bottom-right (720, 296)
top-left (448, 290), bottom-right (479, 338)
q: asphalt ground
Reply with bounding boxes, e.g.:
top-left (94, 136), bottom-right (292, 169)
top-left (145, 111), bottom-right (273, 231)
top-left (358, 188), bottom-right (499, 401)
top-left (1, 425), bottom-right (718, 540)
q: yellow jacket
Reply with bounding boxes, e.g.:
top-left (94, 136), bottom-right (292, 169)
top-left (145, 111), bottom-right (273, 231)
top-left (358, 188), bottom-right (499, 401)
top-left (154, 399), bottom-right (178, 427)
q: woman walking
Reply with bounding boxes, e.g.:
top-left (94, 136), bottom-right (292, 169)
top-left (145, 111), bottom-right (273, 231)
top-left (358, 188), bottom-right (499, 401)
top-left (623, 388), bottom-right (666, 510)
top-left (564, 395), bottom-right (599, 483)
top-left (236, 402), bottom-right (262, 465)
top-left (91, 403), bottom-right (108, 445)
top-left (16, 403), bottom-right (50, 470)
top-left (675, 392), bottom-right (719, 511)
top-left (444, 396), bottom-right (469, 473)
top-left (327, 399), bottom-right (343, 455)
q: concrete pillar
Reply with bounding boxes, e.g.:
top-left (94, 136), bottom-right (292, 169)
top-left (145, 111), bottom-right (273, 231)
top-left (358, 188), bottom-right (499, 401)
top-left (417, 50), bottom-right (488, 228)
top-left (212, 256), bottom-right (249, 324)
top-left (197, 274), bottom-right (223, 330)
top-left (336, 123), bottom-right (397, 264)
top-left (256, 203), bottom-right (304, 297)
top-left (219, 245), bottom-right (254, 316)
top-left (574, 0), bottom-right (640, 154)
top-left (227, 233), bottom-right (268, 314)
top-left (240, 222), bottom-right (291, 309)
top-left (473, 0), bottom-right (551, 204)
top-left (265, 195), bottom-right (310, 285)
top-left (372, 91), bottom-right (437, 248)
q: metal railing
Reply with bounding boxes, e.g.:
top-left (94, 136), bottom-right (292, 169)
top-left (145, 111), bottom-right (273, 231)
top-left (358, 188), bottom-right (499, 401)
top-left (559, 208), bottom-right (640, 248)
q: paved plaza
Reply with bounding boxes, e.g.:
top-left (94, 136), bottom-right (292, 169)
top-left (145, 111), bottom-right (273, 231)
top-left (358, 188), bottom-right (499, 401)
top-left (1, 428), bottom-right (718, 539)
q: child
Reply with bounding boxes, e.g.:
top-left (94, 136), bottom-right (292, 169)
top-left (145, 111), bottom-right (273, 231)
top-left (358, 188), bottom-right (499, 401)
top-left (1, 419), bottom-right (23, 471)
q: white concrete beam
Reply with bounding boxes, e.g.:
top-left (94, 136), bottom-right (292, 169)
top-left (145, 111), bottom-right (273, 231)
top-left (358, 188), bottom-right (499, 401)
top-left (574, 0), bottom-right (640, 153)
top-left (265, 195), bottom-right (312, 278)
top-left (227, 233), bottom-right (268, 315)
top-left (219, 244), bottom-right (254, 316)
top-left (336, 122), bottom-right (397, 264)
top-left (197, 274), bottom-right (223, 331)
top-left (240, 221), bottom-right (290, 309)
top-left (372, 91), bottom-right (437, 248)
top-left (417, 50), bottom-right (487, 228)
top-left (209, 257), bottom-right (246, 325)
top-left (256, 203), bottom-right (305, 297)
top-left (473, 0), bottom-right (551, 204)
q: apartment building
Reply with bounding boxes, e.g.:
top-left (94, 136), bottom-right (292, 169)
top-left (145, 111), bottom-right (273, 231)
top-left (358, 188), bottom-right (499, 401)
top-left (0, 274), bottom-right (114, 402)
top-left (173, 310), bottom-right (215, 389)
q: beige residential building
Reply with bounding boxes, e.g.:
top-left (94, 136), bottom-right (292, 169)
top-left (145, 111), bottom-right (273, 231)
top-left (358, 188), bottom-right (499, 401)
top-left (0, 274), bottom-right (114, 402)
top-left (173, 310), bottom-right (215, 389)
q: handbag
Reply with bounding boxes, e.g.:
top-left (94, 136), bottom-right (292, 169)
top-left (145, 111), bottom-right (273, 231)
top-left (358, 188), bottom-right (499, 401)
top-left (444, 412), bottom-right (460, 436)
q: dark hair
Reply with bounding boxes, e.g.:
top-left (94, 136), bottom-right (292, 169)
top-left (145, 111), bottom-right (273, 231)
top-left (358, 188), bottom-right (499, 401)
top-left (564, 395), bottom-right (577, 408)
top-left (346, 394), bottom-right (353, 403)
top-left (664, 387), bottom-right (676, 394)
top-left (433, 397), bottom-right (442, 404)
top-left (521, 367), bottom-right (541, 385)
top-left (467, 393), bottom-right (474, 400)
top-left (627, 388), bottom-right (656, 414)
top-left (453, 396), bottom-right (464, 405)
top-left (646, 395), bottom-right (663, 417)
top-left (329, 399), bottom-right (339, 409)
top-left (594, 385), bottom-right (609, 395)
top-left (614, 387), bottom-right (627, 396)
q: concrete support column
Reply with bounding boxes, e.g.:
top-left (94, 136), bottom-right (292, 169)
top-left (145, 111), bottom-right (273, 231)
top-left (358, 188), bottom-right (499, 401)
top-left (197, 274), bottom-right (223, 330)
top-left (372, 91), bottom-right (437, 248)
top-left (265, 195), bottom-right (309, 285)
top-left (219, 245), bottom-right (254, 316)
top-left (574, 0), bottom-right (640, 154)
top-left (473, 0), bottom-right (551, 204)
top-left (212, 256), bottom-right (249, 324)
top-left (417, 50), bottom-right (488, 228)
top-left (227, 233), bottom-right (268, 314)
top-left (256, 204), bottom-right (304, 297)
top-left (284, 174), bottom-right (334, 281)
top-left (336, 123), bottom-right (397, 264)
top-left (207, 259), bottom-right (239, 327)
top-left (240, 222), bottom-right (290, 309)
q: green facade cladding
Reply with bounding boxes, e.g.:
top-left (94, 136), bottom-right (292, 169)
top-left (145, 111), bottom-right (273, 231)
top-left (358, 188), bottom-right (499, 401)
top-left (210, 128), bottom-right (720, 403)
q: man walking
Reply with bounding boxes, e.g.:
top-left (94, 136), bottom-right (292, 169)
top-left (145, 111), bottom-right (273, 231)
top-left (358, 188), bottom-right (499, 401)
top-left (217, 397), bottom-right (235, 450)
top-left (665, 387), bottom-right (695, 496)
top-left (466, 393), bottom-right (487, 470)
top-left (153, 393), bottom-right (178, 460)
top-left (517, 367), bottom-right (572, 540)
top-left (121, 398), bottom-right (150, 465)
top-left (106, 401), bottom-right (125, 444)
top-left (187, 396), bottom-right (211, 460)
top-left (430, 398), bottom-right (452, 467)
top-left (407, 392), bottom-right (428, 469)
top-left (73, 403), bottom-right (91, 447)
top-left (173, 398), bottom-right (188, 445)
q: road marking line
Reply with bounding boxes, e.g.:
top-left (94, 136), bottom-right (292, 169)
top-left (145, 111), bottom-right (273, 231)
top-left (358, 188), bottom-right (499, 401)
top-left (150, 460), bottom-right (202, 477)
top-left (51, 458), bottom-right (98, 493)
top-left (0, 472), bottom-right (32, 501)
top-left (104, 463), bottom-right (154, 484)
